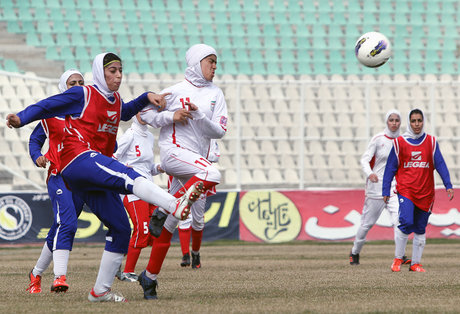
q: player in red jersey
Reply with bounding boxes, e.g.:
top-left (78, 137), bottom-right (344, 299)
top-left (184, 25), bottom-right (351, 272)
top-left (7, 53), bottom-right (205, 302)
top-left (383, 108), bottom-right (454, 272)
top-left (27, 69), bottom-right (85, 294)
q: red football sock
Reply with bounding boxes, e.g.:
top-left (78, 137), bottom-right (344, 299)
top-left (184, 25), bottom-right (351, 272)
top-left (146, 228), bottom-right (173, 275)
top-left (123, 246), bottom-right (142, 273)
top-left (178, 227), bottom-right (191, 255)
top-left (191, 228), bottom-right (203, 252)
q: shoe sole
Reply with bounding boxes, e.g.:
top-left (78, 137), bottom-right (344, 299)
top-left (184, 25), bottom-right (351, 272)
top-left (51, 285), bottom-right (69, 293)
top-left (175, 182), bottom-right (205, 220)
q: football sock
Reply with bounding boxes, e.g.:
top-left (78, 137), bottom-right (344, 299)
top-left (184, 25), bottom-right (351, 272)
top-left (411, 233), bottom-right (426, 265)
top-left (33, 242), bottom-right (53, 276)
top-left (93, 250), bottom-right (123, 295)
top-left (191, 228), bottom-right (203, 252)
top-left (395, 227), bottom-right (409, 259)
top-left (132, 177), bottom-right (176, 214)
top-left (351, 225), bottom-right (369, 255)
top-left (178, 227), bottom-right (191, 255)
top-left (146, 228), bottom-right (172, 275)
top-left (124, 246), bottom-right (142, 273)
top-left (53, 249), bottom-right (70, 278)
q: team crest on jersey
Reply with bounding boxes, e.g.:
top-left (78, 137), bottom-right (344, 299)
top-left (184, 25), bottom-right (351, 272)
top-left (220, 116), bottom-right (228, 126)
top-left (210, 100), bottom-right (216, 111)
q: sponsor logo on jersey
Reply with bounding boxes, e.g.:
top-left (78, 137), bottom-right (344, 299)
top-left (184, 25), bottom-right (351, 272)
top-left (97, 111), bottom-right (119, 134)
top-left (0, 195), bottom-right (33, 240)
top-left (106, 111), bottom-right (118, 124)
top-left (403, 161), bottom-right (430, 168)
top-left (411, 151), bottom-right (422, 161)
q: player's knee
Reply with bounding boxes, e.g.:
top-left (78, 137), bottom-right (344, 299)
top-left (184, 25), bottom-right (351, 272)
top-left (191, 218), bottom-right (205, 231)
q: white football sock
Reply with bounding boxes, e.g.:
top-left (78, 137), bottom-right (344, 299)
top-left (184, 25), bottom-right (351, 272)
top-left (92, 250), bottom-right (123, 295)
top-left (394, 228), bottom-right (409, 259)
top-left (53, 249), bottom-right (70, 278)
top-left (351, 225), bottom-right (370, 255)
top-left (33, 242), bottom-right (53, 277)
top-left (133, 177), bottom-right (176, 213)
top-left (145, 269), bottom-right (157, 281)
top-left (411, 233), bottom-right (426, 265)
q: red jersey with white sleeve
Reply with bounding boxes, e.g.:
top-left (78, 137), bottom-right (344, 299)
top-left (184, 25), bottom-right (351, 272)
top-left (41, 117), bottom-right (66, 177)
top-left (140, 79), bottom-right (227, 159)
top-left (113, 120), bottom-right (160, 201)
top-left (60, 85), bottom-right (121, 171)
top-left (394, 134), bottom-right (436, 211)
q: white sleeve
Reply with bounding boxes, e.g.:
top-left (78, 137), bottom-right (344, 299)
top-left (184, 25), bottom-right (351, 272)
top-left (113, 131), bottom-right (133, 162)
top-left (140, 105), bottom-right (175, 129)
top-left (150, 163), bottom-right (161, 176)
top-left (360, 136), bottom-right (377, 178)
top-left (192, 90), bottom-right (228, 139)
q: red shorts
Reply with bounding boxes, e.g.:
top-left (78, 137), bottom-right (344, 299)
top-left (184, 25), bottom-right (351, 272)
top-left (123, 196), bottom-right (156, 248)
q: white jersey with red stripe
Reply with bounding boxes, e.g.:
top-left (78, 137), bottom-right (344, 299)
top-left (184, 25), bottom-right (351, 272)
top-left (140, 79), bottom-right (227, 160)
top-left (113, 122), bottom-right (160, 202)
top-left (360, 132), bottom-right (397, 199)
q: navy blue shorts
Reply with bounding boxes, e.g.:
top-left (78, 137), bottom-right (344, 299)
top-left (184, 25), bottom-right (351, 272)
top-left (397, 194), bottom-right (431, 234)
top-left (61, 151), bottom-right (143, 253)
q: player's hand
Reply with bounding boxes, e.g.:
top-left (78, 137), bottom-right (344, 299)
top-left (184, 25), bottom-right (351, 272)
top-left (447, 188), bottom-right (454, 201)
top-left (368, 173), bottom-right (378, 183)
top-left (35, 156), bottom-right (49, 168)
top-left (6, 113), bottom-right (21, 128)
top-left (383, 196), bottom-right (390, 203)
top-left (147, 92), bottom-right (171, 112)
top-left (173, 108), bottom-right (193, 125)
top-left (185, 102), bottom-right (198, 111)
top-left (157, 164), bottom-right (165, 173)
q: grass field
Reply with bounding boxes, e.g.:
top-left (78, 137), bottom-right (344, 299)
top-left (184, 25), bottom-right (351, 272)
top-left (2, 240), bottom-right (460, 313)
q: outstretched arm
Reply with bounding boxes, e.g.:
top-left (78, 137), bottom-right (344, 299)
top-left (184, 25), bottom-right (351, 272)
top-left (382, 146), bottom-right (398, 201)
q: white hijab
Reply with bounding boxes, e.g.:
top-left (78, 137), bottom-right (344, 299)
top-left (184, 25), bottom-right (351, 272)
top-left (383, 109), bottom-right (401, 138)
top-left (58, 69), bottom-right (83, 93)
top-left (131, 114), bottom-right (149, 136)
top-left (185, 44), bottom-right (217, 87)
top-left (92, 52), bottom-right (116, 98)
top-left (403, 108), bottom-right (425, 139)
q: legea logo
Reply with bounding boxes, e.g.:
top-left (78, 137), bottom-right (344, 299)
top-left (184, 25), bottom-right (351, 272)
top-left (240, 191), bottom-right (301, 243)
top-left (411, 151), bottom-right (422, 161)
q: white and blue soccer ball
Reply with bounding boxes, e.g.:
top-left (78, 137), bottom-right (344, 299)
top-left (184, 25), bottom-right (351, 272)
top-left (355, 32), bottom-right (392, 68)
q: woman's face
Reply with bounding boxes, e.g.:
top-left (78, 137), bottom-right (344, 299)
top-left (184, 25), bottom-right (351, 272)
top-left (409, 113), bottom-right (424, 134)
top-left (104, 62), bottom-right (122, 91)
top-left (387, 113), bottom-right (401, 133)
top-left (66, 74), bottom-right (84, 89)
top-left (201, 54), bottom-right (217, 81)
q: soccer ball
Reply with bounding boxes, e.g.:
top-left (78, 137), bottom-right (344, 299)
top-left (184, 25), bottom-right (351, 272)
top-left (355, 32), bottom-right (392, 68)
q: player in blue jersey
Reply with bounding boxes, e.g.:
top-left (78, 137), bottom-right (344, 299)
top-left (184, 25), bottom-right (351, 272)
top-left (27, 69), bottom-right (85, 294)
top-left (7, 53), bottom-right (205, 302)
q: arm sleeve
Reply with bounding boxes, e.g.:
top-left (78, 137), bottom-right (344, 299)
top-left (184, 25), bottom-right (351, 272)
top-left (16, 87), bottom-right (85, 126)
top-left (382, 147), bottom-right (398, 196)
top-left (150, 163), bottom-right (161, 176)
top-left (112, 131), bottom-right (132, 162)
top-left (140, 105), bottom-right (175, 128)
top-left (191, 90), bottom-right (228, 139)
top-left (434, 143), bottom-right (453, 190)
top-left (28, 123), bottom-right (47, 165)
top-left (120, 92), bottom-right (152, 121)
top-left (360, 137), bottom-right (377, 178)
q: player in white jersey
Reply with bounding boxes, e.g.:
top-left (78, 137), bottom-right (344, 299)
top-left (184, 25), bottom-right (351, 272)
top-left (349, 109), bottom-right (408, 265)
top-left (138, 44), bottom-right (227, 300)
top-left (113, 113), bottom-right (162, 282)
top-left (177, 139), bottom-right (220, 268)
